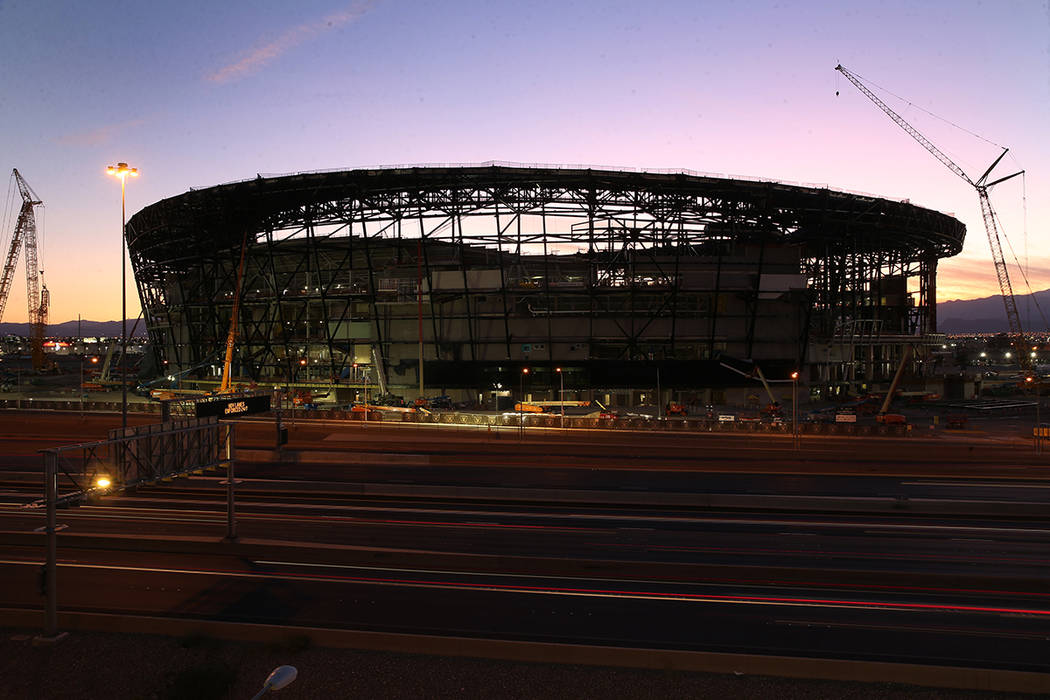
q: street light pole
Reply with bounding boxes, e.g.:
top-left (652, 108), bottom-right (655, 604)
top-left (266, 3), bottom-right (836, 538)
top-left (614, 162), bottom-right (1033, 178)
top-left (106, 162), bottom-right (138, 436)
top-left (1027, 375), bottom-right (1040, 453)
top-left (790, 371), bottom-right (799, 450)
top-left (520, 367), bottom-right (529, 440)
top-left (557, 367), bottom-right (564, 429)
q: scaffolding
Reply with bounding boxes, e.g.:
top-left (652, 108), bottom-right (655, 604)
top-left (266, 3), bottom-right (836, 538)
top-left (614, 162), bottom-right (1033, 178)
top-left (127, 165), bottom-right (965, 400)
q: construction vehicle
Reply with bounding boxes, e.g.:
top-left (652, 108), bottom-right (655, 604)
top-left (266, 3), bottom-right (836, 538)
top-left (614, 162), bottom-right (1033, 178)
top-left (836, 64), bottom-right (1028, 369)
top-left (665, 402), bottom-right (688, 416)
top-left (0, 169), bottom-right (49, 370)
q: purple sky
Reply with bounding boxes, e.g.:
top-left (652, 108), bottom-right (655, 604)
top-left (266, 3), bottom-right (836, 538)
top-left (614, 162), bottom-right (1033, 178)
top-left (0, 0), bottom-right (1047, 324)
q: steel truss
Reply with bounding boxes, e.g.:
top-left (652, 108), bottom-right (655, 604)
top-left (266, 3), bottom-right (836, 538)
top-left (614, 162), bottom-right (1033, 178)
top-left (127, 166), bottom-right (964, 398)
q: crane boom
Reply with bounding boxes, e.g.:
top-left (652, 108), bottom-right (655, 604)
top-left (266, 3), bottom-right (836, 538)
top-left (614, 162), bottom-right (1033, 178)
top-left (218, 231), bottom-right (249, 394)
top-left (0, 199), bottom-right (31, 323)
top-left (835, 65), bottom-right (974, 186)
top-left (835, 64), bottom-right (1027, 364)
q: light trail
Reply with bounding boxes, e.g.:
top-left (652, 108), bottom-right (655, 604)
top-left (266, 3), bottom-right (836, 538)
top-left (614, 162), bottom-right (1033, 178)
top-left (0, 558), bottom-right (1047, 617)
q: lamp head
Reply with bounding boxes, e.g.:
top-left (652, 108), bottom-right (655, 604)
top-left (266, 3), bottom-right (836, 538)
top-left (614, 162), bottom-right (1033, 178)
top-left (106, 162), bottom-right (139, 180)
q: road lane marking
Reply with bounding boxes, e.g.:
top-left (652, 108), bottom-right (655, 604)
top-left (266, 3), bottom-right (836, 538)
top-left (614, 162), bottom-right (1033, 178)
top-left (903, 481), bottom-right (1050, 489)
top-left (0, 558), bottom-right (1046, 617)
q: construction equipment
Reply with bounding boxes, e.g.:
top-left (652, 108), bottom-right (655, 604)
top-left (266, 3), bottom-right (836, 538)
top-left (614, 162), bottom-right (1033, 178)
top-left (876, 345), bottom-right (913, 424)
top-left (0, 169), bottom-right (49, 370)
top-left (217, 231), bottom-right (249, 394)
top-left (835, 64), bottom-right (1028, 367)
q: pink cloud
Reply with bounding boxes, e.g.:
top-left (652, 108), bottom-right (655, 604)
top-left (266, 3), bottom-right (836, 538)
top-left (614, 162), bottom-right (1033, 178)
top-left (205, 2), bottom-right (373, 84)
top-left (56, 118), bottom-right (148, 146)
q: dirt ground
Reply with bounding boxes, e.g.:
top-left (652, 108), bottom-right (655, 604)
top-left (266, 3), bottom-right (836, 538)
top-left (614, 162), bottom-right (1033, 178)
top-left (0, 628), bottom-right (1035, 700)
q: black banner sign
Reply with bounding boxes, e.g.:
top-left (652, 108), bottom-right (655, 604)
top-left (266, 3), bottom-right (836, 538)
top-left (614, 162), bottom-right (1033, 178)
top-left (194, 394), bottom-right (271, 419)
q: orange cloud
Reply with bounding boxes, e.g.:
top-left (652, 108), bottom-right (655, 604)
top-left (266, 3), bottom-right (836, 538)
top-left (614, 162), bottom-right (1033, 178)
top-left (938, 255), bottom-right (1050, 302)
top-left (205, 2), bottom-right (373, 84)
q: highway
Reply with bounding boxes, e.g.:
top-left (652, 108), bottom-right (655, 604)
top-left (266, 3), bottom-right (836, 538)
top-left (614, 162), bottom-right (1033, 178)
top-left (0, 410), bottom-right (1049, 675)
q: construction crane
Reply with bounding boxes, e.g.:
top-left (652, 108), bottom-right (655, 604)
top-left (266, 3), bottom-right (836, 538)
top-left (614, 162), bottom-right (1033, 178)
top-left (835, 64), bottom-right (1028, 367)
top-left (0, 169), bottom-right (50, 370)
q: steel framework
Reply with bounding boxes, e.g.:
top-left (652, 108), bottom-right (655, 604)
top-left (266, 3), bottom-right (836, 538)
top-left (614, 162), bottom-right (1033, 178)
top-left (127, 164), bottom-right (964, 400)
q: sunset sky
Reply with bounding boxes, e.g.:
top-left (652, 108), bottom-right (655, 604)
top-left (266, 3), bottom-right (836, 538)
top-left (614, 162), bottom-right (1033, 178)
top-left (0, 0), bottom-right (1046, 324)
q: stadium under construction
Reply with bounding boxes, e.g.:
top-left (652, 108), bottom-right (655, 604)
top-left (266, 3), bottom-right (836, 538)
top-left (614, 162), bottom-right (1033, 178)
top-left (127, 163), bottom-right (966, 408)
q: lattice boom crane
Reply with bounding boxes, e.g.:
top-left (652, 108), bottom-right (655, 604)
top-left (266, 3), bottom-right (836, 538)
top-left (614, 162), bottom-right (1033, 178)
top-left (0, 169), bottom-right (49, 369)
top-left (835, 64), bottom-right (1027, 364)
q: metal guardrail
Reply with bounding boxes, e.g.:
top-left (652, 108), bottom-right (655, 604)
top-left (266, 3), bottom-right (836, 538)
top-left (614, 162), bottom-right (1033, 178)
top-left (1, 400), bottom-right (912, 436)
top-left (0, 399), bottom-right (161, 414)
top-left (305, 409), bottom-right (910, 437)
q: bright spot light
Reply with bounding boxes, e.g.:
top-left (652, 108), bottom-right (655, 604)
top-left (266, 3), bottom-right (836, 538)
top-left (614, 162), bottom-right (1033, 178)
top-left (95, 476), bottom-right (112, 489)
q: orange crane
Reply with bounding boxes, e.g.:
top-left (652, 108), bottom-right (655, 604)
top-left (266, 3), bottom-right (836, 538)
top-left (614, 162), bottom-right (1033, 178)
top-left (217, 231), bottom-right (249, 394)
top-left (0, 169), bottom-right (49, 370)
top-left (835, 64), bottom-right (1027, 367)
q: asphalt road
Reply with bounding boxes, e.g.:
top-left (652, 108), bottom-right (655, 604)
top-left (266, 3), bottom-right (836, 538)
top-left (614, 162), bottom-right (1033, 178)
top-left (1, 409), bottom-right (1049, 675)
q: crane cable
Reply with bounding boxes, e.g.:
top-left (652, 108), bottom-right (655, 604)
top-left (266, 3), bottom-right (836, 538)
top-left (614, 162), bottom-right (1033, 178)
top-left (0, 175), bottom-right (14, 262)
top-left (842, 67), bottom-right (1006, 150)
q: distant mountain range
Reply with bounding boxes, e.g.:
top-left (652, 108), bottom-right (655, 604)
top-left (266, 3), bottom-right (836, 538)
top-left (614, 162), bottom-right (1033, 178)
top-left (938, 289), bottom-right (1050, 334)
top-left (1, 294), bottom-right (1044, 339)
top-left (0, 319), bottom-right (147, 338)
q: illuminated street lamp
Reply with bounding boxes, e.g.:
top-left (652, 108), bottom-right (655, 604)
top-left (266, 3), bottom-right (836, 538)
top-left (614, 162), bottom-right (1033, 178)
top-left (352, 362), bottom-right (369, 423)
top-left (556, 367), bottom-right (564, 429)
top-left (106, 162), bottom-right (138, 436)
top-left (520, 367), bottom-right (530, 439)
top-left (94, 475), bottom-right (112, 490)
top-left (790, 370), bottom-right (800, 449)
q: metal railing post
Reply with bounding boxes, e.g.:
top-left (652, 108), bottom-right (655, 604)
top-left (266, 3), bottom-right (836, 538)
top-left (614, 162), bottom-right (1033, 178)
top-left (35, 451), bottom-right (66, 643)
top-left (44, 451), bottom-right (58, 636)
top-left (225, 424), bottom-right (237, 541)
